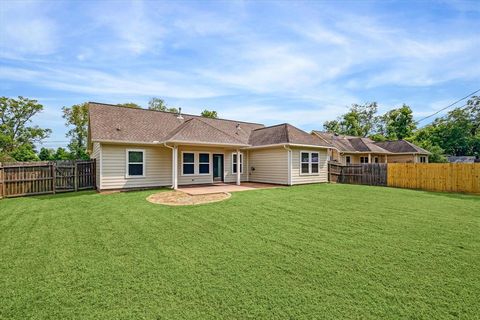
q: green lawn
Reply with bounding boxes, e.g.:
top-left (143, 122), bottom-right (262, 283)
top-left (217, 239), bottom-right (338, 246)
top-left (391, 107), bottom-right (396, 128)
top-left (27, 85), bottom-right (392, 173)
top-left (1, 184), bottom-right (479, 319)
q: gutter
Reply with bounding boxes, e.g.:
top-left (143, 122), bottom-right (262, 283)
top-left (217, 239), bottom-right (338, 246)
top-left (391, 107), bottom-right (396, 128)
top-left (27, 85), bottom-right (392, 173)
top-left (283, 145), bottom-right (292, 186)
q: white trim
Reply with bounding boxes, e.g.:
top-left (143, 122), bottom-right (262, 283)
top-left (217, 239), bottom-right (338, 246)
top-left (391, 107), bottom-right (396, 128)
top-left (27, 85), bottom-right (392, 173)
top-left (181, 151), bottom-right (212, 176)
top-left (299, 150), bottom-right (320, 176)
top-left (345, 155), bottom-right (351, 165)
top-left (245, 143), bottom-right (331, 150)
top-left (167, 140), bottom-right (249, 147)
top-left (181, 151), bottom-right (196, 176)
top-left (232, 152), bottom-right (244, 174)
top-left (99, 143), bottom-right (103, 190)
top-left (125, 149), bottom-right (146, 178)
top-left (284, 145), bottom-right (292, 185)
top-left (198, 152), bottom-right (212, 176)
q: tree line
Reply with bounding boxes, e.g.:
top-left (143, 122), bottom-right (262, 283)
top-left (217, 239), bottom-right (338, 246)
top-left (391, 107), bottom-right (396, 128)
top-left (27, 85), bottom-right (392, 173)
top-left (0, 97), bottom-right (218, 162)
top-left (1, 95), bottom-right (478, 163)
top-left (322, 96), bottom-right (480, 162)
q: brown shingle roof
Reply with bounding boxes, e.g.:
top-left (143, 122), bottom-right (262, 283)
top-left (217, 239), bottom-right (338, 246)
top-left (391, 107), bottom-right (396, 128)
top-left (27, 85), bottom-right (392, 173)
top-left (88, 102), bottom-right (263, 145)
top-left (88, 103), bottom-right (331, 148)
top-left (375, 140), bottom-right (431, 154)
top-left (250, 124), bottom-right (332, 147)
top-left (312, 131), bottom-right (429, 154)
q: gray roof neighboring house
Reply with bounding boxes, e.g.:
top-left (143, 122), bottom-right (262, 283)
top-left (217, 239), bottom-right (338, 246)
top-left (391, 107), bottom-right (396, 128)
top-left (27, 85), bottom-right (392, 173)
top-left (88, 103), bottom-right (328, 149)
top-left (312, 131), bottom-right (430, 154)
top-left (447, 156), bottom-right (477, 163)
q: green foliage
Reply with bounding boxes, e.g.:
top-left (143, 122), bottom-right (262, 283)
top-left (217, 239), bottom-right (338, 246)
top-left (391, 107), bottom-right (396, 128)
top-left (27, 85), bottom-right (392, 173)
top-left (62, 103), bottom-right (90, 160)
top-left (379, 104), bottom-right (416, 140)
top-left (9, 144), bottom-right (39, 161)
top-left (1, 184), bottom-right (479, 319)
top-left (412, 96), bottom-right (480, 157)
top-left (0, 96), bottom-right (51, 161)
top-left (38, 147), bottom-right (55, 161)
top-left (54, 147), bottom-right (71, 160)
top-left (148, 97), bottom-right (179, 113)
top-left (323, 102), bottom-right (378, 137)
top-left (201, 109), bottom-right (218, 118)
top-left (117, 102), bottom-right (142, 108)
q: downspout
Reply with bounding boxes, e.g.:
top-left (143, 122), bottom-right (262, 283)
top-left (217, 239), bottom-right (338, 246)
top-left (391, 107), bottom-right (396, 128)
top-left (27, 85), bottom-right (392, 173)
top-left (163, 143), bottom-right (178, 189)
top-left (284, 145), bottom-right (292, 186)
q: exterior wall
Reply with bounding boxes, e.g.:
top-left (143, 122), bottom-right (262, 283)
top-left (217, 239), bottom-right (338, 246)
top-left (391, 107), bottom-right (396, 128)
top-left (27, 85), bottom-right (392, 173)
top-left (177, 146), bottom-right (248, 185)
top-left (386, 154), bottom-right (416, 163)
top-left (291, 147), bottom-right (328, 185)
top-left (340, 153), bottom-right (388, 164)
top-left (91, 142), bottom-right (102, 189)
top-left (248, 147), bottom-right (288, 185)
top-left (100, 144), bottom-right (172, 190)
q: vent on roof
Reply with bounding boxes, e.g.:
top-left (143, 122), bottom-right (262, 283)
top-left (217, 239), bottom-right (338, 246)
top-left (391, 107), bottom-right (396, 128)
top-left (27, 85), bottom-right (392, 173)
top-left (177, 107), bottom-right (183, 120)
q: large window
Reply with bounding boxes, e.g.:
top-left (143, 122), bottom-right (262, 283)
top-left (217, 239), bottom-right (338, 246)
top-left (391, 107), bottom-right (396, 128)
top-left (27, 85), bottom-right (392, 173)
top-left (232, 153), bottom-right (243, 174)
top-left (199, 153), bottom-right (210, 174)
top-left (182, 152), bottom-right (195, 175)
top-left (301, 151), bottom-right (320, 175)
top-left (126, 150), bottom-right (145, 177)
top-left (360, 156), bottom-right (369, 163)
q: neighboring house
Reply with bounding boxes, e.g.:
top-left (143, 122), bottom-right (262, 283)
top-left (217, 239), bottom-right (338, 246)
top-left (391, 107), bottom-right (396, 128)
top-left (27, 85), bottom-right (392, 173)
top-left (311, 131), bottom-right (430, 164)
top-left (88, 103), bottom-right (332, 191)
top-left (447, 156), bottom-right (478, 163)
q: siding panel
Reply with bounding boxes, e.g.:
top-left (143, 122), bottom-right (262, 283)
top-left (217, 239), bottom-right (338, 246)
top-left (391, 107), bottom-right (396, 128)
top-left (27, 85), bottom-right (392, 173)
top-left (291, 148), bottom-right (328, 185)
top-left (249, 148), bottom-right (288, 185)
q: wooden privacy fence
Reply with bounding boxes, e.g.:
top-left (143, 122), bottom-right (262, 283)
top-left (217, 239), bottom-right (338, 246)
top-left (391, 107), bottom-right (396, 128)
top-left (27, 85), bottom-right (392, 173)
top-left (329, 163), bottom-right (387, 186)
top-left (329, 162), bottom-right (480, 194)
top-left (0, 160), bottom-right (96, 199)
top-left (387, 163), bottom-right (480, 194)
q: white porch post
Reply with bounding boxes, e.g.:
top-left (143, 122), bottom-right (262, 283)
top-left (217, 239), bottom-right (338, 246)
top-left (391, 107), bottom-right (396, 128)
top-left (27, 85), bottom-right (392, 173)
top-left (172, 146), bottom-right (178, 189)
top-left (384, 154), bottom-right (388, 163)
top-left (236, 149), bottom-right (241, 186)
top-left (368, 153), bottom-right (371, 164)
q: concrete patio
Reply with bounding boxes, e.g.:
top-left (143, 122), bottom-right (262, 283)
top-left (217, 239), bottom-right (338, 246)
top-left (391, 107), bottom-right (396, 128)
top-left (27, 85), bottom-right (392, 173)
top-left (178, 182), bottom-right (281, 195)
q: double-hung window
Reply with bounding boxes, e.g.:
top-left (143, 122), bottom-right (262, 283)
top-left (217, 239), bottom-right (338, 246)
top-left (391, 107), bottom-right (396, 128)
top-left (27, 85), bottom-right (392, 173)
top-left (419, 156), bottom-right (427, 163)
top-left (360, 156), bottom-right (369, 163)
top-left (127, 150), bottom-right (145, 177)
top-left (199, 153), bottom-right (210, 174)
top-left (232, 153), bottom-right (243, 174)
top-left (182, 153), bottom-right (195, 175)
top-left (301, 151), bottom-right (320, 175)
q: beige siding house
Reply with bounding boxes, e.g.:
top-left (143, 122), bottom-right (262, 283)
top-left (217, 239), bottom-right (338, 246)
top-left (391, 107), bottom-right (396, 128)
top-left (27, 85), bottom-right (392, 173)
top-left (311, 131), bottom-right (430, 164)
top-left (88, 103), bottom-right (331, 191)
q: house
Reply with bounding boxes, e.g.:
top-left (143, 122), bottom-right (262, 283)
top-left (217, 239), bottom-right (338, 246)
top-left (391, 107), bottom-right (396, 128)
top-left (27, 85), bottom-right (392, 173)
top-left (447, 156), bottom-right (478, 163)
top-left (88, 103), bottom-right (332, 191)
top-left (311, 131), bottom-right (430, 164)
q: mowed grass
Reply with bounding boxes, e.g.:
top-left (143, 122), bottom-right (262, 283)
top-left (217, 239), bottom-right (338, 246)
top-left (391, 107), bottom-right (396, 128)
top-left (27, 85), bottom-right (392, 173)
top-left (1, 184), bottom-right (479, 319)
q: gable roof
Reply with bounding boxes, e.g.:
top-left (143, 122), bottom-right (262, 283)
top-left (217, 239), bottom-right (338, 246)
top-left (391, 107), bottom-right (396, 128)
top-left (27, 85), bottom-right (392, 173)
top-left (312, 131), bottom-right (430, 154)
top-left (249, 124), bottom-right (332, 148)
top-left (88, 103), bottom-right (329, 149)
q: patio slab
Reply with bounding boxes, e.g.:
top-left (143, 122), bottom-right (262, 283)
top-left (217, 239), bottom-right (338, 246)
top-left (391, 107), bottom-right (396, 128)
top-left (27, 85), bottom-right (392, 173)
top-left (178, 182), bottom-right (281, 195)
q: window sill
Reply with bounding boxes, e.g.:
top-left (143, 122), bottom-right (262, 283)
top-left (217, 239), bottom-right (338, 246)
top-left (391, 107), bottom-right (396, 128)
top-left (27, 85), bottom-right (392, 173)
top-left (125, 175), bottom-right (146, 179)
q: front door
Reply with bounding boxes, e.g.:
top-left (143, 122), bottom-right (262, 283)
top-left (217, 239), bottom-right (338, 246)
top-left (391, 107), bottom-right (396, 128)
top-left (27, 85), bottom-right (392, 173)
top-left (213, 154), bottom-right (224, 182)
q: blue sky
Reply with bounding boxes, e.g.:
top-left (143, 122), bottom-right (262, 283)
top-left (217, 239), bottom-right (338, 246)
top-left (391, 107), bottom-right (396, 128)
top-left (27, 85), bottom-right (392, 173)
top-left (1, 0), bottom-right (479, 149)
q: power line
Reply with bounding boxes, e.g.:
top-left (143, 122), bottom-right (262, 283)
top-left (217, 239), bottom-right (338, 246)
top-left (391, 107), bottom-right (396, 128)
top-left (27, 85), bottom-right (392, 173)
top-left (416, 88), bottom-right (480, 124)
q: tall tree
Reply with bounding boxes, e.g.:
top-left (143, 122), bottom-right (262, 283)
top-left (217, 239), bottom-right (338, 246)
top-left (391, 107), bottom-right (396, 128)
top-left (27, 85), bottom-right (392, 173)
top-left (148, 97), bottom-right (179, 113)
top-left (38, 147), bottom-right (55, 161)
top-left (379, 104), bottom-right (416, 140)
top-left (0, 96), bottom-right (51, 161)
top-left (62, 102), bottom-right (89, 160)
top-left (323, 102), bottom-right (378, 137)
top-left (201, 109), bottom-right (218, 119)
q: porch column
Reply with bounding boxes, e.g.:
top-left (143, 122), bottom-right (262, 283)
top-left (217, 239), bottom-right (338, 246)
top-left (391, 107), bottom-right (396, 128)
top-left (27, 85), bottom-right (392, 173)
top-left (368, 153), bottom-right (371, 163)
top-left (236, 149), bottom-right (241, 186)
top-left (384, 154), bottom-right (388, 163)
top-left (172, 146), bottom-right (178, 189)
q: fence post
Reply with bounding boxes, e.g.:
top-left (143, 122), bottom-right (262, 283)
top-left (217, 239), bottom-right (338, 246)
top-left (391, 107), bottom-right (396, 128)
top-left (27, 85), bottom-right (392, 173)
top-left (74, 161), bottom-right (78, 192)
top-left (92, 159), bottom-right (97, 190)
top-left (0, 163), bottom-right (4, 199)
top-left (51, 163), bottom-right (56, 194)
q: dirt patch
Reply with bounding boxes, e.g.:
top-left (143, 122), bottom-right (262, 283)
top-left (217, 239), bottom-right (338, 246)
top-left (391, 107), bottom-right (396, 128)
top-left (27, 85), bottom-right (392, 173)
top-left (147, 191), bottom-right (231, 206)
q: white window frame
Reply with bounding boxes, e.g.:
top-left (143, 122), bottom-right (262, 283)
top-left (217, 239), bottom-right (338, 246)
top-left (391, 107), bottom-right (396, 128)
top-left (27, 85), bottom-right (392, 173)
top-left (181, 152), bottom-right (196, 176)
top-left (232, 152), bottom-right (244, 174)
top-left (360, 156), bottom-right (369, 164)
top-left (345, 155), bottom-right (351, 164)
top-left (198, 152), bottom-right (211, 175)
top-left (419, 156), bottom-right (427, 163)
top-left (300, 151), bottom-right (320, 175)
top-left (125, 149), bottom-right (146, 178)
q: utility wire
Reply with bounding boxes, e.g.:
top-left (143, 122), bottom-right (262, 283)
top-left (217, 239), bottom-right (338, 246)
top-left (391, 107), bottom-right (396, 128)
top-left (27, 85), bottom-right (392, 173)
top-left (416, 88), bottom-right (480, 124)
